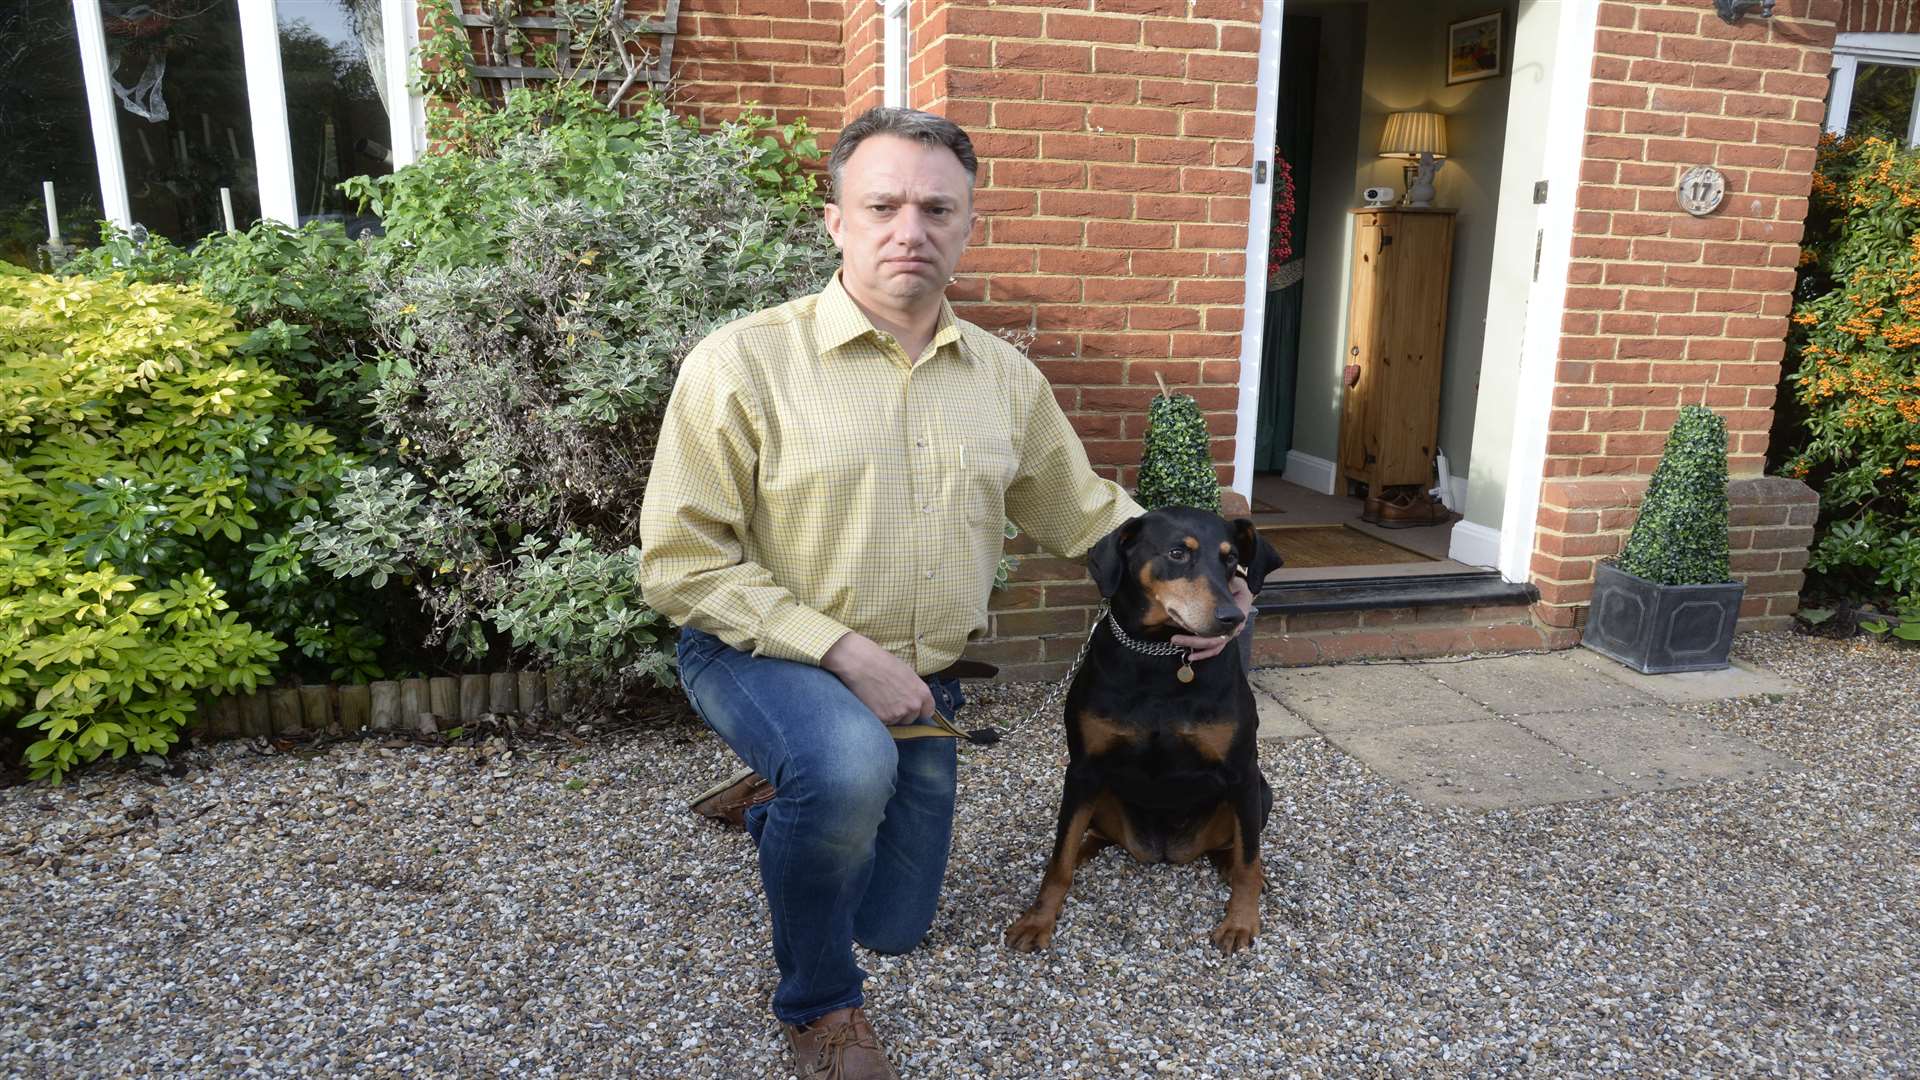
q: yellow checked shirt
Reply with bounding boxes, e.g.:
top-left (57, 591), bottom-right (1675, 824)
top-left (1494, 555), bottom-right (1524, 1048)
top-left (638, 273), bottom-right (1144, 675)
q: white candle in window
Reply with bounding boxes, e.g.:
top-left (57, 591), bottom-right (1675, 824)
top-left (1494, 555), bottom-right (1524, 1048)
top-left (43, 181), bottom-right (59, 244)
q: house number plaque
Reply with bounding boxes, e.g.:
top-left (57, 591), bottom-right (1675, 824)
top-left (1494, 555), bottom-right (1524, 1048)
top-left (1676, 166), bottom-right (1726, 217)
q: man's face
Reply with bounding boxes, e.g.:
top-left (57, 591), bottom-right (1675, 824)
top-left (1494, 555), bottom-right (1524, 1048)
top-left (824, 134), bottom-right (978, 313)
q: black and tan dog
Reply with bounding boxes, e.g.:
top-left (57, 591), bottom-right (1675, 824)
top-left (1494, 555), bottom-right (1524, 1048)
top-left (1005, 508), bottom-right (1284, 954)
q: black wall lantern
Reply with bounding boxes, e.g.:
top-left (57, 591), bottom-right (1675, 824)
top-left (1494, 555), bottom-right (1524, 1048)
top-left (1714, 0), bottom-right (1776, 23)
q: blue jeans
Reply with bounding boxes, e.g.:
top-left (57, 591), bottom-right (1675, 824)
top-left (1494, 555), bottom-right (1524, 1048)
top-left (675, 627), bottom-right (962, 1026)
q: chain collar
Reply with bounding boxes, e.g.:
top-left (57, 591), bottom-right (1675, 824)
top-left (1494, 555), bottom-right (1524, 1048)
top-left (1103, 612), bottom-right (1187, 658)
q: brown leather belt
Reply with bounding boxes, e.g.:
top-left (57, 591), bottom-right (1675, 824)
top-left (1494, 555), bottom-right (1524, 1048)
top-left (930, 658), bottom-right (998, 680)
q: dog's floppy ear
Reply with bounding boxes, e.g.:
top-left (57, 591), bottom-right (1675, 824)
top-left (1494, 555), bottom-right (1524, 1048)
top-left (1087, 516), bottom-right (1144, 598)
top-left (1231, 518), bottom-right (1284, 595)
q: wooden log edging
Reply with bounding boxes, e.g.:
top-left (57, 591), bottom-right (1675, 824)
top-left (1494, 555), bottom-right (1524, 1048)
top-left (195, 670), bottom-right (581, 742)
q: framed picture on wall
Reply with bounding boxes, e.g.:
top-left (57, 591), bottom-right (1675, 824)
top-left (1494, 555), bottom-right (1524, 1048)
top-left (1446, 11), bottom-right (1505, 85)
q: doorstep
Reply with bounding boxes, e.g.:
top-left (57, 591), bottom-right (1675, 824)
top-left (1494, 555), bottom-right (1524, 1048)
top-left (1248, 571), bottom-right (1574, 667)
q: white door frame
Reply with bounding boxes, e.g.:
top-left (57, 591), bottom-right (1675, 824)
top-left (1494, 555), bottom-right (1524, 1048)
top-left (1233, 0), bottom-right (1601, 587)
top-left (1493, 0), bottom-right (1601, 584)
top-left (1230, 2), bottom-right (1283, 503)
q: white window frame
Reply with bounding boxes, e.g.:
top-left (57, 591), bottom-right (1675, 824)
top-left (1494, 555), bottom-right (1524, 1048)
top-left (882, 0), bottom-right (909, 108)
top-left (69, 0), bottom-right (425, 233)
top-left (1827, 32), bottom-right (1920, 140)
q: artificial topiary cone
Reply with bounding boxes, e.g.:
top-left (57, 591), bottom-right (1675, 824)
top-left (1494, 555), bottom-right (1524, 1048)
top-left (1614, 405), bottom-right (1732, 586)
top-left (1135, 373), bottom-right (1222, 513)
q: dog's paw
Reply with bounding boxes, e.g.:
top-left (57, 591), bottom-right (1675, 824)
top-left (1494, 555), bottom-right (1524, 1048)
top-left (1209, 915), bottom-right (1257, 954)
top-left (1004, 911), bottom-right (1057, 953)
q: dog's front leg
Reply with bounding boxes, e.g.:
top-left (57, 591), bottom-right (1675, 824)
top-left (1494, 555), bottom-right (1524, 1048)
top-left (1209, 780), bottom-right (1267, 954)
top-left (1005, 774), bottom-right (1098, 952)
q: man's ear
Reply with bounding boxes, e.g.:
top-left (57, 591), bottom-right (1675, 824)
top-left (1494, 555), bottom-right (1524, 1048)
top-left (823, 201), bottom-right (845, 249)
top-left (1231, 518), bottom-right (1284, 594)
top-left (1087, 516), bottom-right (1144, 598)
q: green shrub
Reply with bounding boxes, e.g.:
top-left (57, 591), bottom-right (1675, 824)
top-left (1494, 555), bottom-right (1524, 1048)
top-left (298, 88), bottom-right (839, 689)
top-left (0, 271), bottom-right (309, 781)
top-left (57, 220), bottom-right (429, 681)
top-left (1782, 136), bottom-right (1920, 606)
top-left (1615, 405), bottom-right (1732, 587)
top-left (64, 219), bottom-right (378, 440)
top-left (1135, 390), bottom-right (1222, 513)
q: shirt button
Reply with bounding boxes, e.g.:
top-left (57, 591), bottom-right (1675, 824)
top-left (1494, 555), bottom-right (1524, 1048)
top-left (925, 570), bottom-right (935, 579)
top-left (915, 440), bottom-right (925, 448)
top-left (923, 505), bottom-right (934, 514)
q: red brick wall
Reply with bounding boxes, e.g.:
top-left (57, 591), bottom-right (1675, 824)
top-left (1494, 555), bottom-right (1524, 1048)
top-left (911, 0), bottom-right (1263, 488)
top-left (1843, 0), bottom-right (1920, 30)
top-left (666, 0), bottom-right (847, 131)
top-left (1533, 0), bottom-right (1833, 632)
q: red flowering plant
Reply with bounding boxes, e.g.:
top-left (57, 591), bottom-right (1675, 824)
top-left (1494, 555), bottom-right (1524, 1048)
top-left (1266, 154), bottom-right (1297, 287)
top-left (1782, 135), bottom-right (1920, 613)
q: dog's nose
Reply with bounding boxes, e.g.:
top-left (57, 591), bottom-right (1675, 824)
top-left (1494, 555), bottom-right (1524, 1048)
top-left (1214, 604), bottom-right (1246, 628)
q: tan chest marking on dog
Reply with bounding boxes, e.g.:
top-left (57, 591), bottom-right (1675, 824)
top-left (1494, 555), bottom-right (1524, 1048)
top-left (1180, 720), bottom-right (1238, 762)
top-left (1077, 712), bottom-right (1137, 756)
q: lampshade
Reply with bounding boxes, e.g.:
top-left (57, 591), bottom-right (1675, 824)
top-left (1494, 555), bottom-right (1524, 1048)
top-left (1379, 112), bottom-right (1448, 159)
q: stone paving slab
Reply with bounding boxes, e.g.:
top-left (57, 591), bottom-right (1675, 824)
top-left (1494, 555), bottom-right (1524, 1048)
top-left (1251, 662), bottom-right (1493, 735)
top-left (1515, 705), bottom-right (1806, 793)
top-left (1252, 687), bottom-right (1317, 742)
top-left (1426, 651), bottom-right (1658, 715)
top-left (1325, 719), bottom-right (1627, 810)
top-left (1570, 647), bottom-right (1804, 704)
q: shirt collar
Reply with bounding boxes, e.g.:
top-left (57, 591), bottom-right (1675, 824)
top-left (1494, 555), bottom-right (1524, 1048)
top-left (816, 271), bottom-right (967, 364)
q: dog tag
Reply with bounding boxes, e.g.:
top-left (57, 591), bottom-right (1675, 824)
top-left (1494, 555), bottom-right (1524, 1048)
top-left (1176, 662), bottom-right (1195, 684)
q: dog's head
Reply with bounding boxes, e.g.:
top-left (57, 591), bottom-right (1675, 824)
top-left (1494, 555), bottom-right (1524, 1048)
top-left (1087, 508), bottom-right (1284, 637)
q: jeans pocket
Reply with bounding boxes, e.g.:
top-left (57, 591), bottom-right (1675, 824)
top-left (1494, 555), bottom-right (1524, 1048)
top-left (674, 627), bottom-right (722, 688)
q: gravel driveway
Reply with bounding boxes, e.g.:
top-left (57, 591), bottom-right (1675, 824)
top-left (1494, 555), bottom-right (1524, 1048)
top-left (3, 631), bottom-right (1916, 1078)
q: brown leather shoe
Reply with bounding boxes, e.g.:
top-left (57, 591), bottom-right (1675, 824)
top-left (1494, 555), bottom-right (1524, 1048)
top-left (784, 1007), bottom-right (898, 1080)
top-left (688, 766), bottom-right (775, 830)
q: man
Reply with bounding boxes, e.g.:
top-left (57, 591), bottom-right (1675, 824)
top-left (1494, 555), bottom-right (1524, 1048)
top-left (638, 107), bottom-right (1250, 1079)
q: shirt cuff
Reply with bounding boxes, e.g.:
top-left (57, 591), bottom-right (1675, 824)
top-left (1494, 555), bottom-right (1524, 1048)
top-left (755, 604), bottom-right (854, 667)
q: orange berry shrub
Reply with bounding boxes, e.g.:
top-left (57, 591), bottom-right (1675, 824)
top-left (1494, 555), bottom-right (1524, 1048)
top-left (1783, 136), bottom-right (1920, 605)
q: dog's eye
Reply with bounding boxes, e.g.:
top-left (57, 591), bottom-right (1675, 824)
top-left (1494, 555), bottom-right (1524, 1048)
top-left (1165, 548), bottom-right (1190, 563)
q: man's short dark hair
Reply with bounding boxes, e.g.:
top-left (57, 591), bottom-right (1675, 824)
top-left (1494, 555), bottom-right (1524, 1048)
top-left (827, 107), bottom-right (978, 203)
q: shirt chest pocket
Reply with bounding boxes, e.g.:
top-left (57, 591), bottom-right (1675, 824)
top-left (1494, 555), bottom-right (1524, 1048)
top-left (948, 437), bottom-right (1017, 527)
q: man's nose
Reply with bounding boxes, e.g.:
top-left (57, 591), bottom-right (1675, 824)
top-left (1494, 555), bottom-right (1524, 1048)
top-left (893, 206), bottom-right (930, 243)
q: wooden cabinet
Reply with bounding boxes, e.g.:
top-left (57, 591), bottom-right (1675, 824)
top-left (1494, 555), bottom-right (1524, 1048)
top-left (1337, 208), bottom-right (1455, 492)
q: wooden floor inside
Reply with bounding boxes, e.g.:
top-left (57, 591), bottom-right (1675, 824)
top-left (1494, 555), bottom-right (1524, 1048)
top-left (1250, 474), bottom-right (1490, 583)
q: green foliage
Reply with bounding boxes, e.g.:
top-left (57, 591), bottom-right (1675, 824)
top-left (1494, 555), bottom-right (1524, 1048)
top-left (300, 88), bottom-right (838, 688)
top-left (1781, 136), bottom-right (1920, 608)
top-left (0, 272), bottom-right (303, 781)
top-left (58, 221), bottom-right (423, 680)
top-left (65, 219), bottom-right (378, 437)
top-left (1135, 390), bottom-right (1222, 513)
top-left (1614, 406), bottom-right (1732, 587)
top-left (344, 76), bottom-right (821, 278)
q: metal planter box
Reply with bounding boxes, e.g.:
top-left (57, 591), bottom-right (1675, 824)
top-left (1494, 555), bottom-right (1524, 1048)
top-left (1583, 560), bottom-right (1745, 675)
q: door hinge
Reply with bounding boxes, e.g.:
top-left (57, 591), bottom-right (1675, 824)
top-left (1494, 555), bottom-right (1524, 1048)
top-left (1533, 180), bottom-right (1549, 204)
top-left (1255, 161), bottom-right (1269, 184)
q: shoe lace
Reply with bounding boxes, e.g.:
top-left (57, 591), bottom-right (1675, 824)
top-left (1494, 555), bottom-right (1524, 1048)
top-left (809, 1013), bottom-right (881, 1080)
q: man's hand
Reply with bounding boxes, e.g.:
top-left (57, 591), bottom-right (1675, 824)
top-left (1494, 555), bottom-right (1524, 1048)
top-left (821, 632), bottom-right (936, 725)
top-left (1169, 574), bottom-right (1256, 663)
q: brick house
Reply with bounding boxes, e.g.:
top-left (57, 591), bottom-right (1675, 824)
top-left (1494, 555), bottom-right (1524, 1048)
top-left (32, 0), bottom-right (1891, 678)
top-left (656, 0), bottom-right (1857, 677)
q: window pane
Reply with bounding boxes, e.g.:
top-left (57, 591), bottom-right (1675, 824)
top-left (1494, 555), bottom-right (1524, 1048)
top-left (0, 1), bottom-right (102, 266)
top-left (278, 0), bottom-right (392, 235)
top-left (105, 0), bottom-right (261, 244)
top-left (1848, 62), bottom-right (1919, 144)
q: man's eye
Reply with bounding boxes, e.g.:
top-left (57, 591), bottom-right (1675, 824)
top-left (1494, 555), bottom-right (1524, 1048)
top-left (1165, 548), bottom-right (1190, 563)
